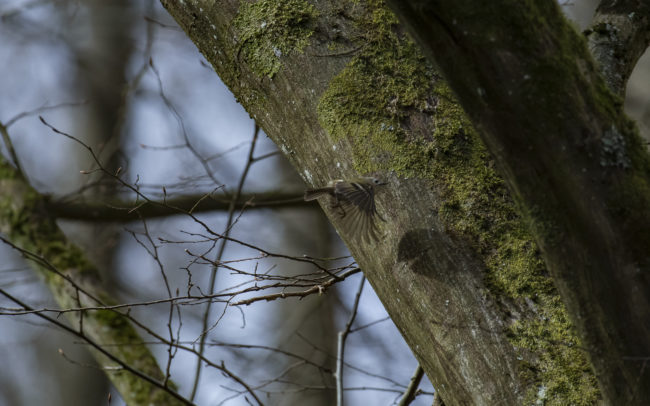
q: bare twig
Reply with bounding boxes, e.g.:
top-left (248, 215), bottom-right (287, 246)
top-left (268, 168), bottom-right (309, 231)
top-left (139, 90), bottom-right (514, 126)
top-left (336, 275), bottom-right (366, 406)
top-left (349, 316), bottom-right (390, 333)
top-left (5, 101), bottom-right (87, 128)
top-left (148, 57), bottom-right (224, 187)
top-left (190, 125), bottom-right (260, 401)
top-left (38, 116), bottom-right (330, 273)
top-left (0, 121), bottom-right (24, 176)
top-left (31, 116), bottom-right (380, 404)
top-left (397, 365), bottom-right (424, 406)
top-left (230, 268), bottom-right (361, 306)
top-left (296, 332), bottom-right (406, 388)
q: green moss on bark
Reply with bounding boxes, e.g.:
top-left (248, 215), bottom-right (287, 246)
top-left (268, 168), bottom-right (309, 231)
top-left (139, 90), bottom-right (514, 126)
top-left (317, 0), bottom-right (599, 403)
top-left (233, 0), bottom-right (318, 78)
top-left (317, 2), bottom-right (434, 176)
top-left (510, 296), bottom-right (601, 405)
top-left (90, 309), bottom-right (176, 403)
top-left (0, 178), bottom-right (94, 282)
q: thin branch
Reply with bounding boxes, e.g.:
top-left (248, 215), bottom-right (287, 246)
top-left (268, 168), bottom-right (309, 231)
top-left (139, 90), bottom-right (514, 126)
top-left (397, 365), bottom-right (424, 406)
top-left (230, 268), bottom-right (361, 306)
top-left (190, 125), bottom-right (259, 401)
top-left (208, 341), bottom-right (333, 373)
top-left (38, 116), bottom-right (331, 273)
top-left (0, 145), bottom-right (265, 404)
top-left (148, 57), bottom-right (223, 187)
top-left (336, 275), bottom-right (366, 406)
top-left (1, 100), bottom-right (86, 178)
top-left (0, 236), bottom-right (104, 307)
top-left (251, 150), bottom-right (281, 162)
top-left (0, 121), bottom-right (25, 177)
top-left (296, 332), bottom-right (406, 389)
top-left (5, 101), bottom-right (87, 128)
top-left (143, 15), bottom-right (184, 31)
top-left (349, 316), bottom-right (390, 333)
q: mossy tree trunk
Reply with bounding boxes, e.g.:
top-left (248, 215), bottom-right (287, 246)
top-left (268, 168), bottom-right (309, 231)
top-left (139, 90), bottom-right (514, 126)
top-left (384, 1), bottom-right (650, 404)
top-left (157, 0), bottom-right (641, 404)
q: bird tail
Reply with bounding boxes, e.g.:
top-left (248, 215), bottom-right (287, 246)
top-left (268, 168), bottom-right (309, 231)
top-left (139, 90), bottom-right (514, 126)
top-left (304, 188), bottom-right (332, 201)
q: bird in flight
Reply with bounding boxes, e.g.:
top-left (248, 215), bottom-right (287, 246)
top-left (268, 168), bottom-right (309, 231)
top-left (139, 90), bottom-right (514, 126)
top-left (304, 177), bottom-right (386, 242)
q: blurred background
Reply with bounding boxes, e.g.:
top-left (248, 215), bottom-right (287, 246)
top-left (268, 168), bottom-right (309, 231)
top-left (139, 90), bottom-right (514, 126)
top-left (0, 1), bottom-right (647, 405)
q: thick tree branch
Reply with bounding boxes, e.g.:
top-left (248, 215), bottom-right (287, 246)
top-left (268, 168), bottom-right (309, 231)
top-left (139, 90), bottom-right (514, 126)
top-left (385, 0), bottom-right (650, 403)
top-left (585, 0), bottom-right (650, 96)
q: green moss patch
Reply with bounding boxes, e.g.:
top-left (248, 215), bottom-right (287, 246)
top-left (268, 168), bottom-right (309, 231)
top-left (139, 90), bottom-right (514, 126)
top-left (233, 0), bottom-right (317, 78)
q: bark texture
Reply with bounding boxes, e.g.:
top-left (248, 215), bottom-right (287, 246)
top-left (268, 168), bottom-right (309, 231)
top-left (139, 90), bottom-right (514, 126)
top-left (161, 1), bottom-right (601, 404)
top-left (384, 0), bottom-right (650, 404)
top-left (585, 0), bottom-right (650, 96)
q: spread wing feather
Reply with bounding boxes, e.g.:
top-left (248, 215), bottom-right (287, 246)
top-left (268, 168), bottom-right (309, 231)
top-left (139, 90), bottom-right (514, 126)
top-left (330, 182), bottom-right (381, 242)
top-left (334, 181), bottom-right (377, 215)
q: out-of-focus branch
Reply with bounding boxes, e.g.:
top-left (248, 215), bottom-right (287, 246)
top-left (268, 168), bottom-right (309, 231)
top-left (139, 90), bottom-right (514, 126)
top-left (0, 157), bottom-right (188, 405)
top-left (336, 275), bottom-right (365, 406)
top-left (47, 191), bottom-right (315, 222)
top-left (190, 126), bottom-right (260, 401)
top-left (0, 121), bottom-right (24, 177)
top-left (0, 288), bottom-right (191, 405)
top-left (585, 0), bottom-right (650, 96)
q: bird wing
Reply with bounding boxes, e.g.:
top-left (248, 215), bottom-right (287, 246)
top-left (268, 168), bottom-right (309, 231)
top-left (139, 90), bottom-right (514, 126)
top-left (334, 181), bottom-right (377, 215)
top-left (342, 205), bottom-right (379, 242)
top-left (332, 181), bottom-right (380, 242)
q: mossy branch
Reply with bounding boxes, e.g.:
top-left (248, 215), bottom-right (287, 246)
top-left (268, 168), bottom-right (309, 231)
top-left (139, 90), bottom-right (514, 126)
top-left (0, 158), bottom-right (189, 405)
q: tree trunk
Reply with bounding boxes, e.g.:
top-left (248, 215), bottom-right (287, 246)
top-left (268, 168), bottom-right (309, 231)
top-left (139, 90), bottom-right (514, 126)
top-left (384, 1), bottom-right (650, 404)
top-left (160, 0), bottom-right (604, 404)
